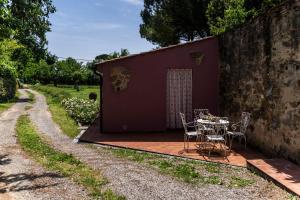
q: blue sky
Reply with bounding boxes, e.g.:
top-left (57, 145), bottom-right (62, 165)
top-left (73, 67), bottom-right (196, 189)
top-left (46, 0), bottom-right (155, 61)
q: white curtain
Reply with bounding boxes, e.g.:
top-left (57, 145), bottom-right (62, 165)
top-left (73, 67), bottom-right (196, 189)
top-left (167, 69), bottom-right (193, 129)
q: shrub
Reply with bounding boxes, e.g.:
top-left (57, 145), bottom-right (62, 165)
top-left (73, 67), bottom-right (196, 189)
top-left (0, 65), bottom-right (17, 102)
top-left (89, 92), bottom-right (97, 101)
top-left (61, 97), bottom-right (99, 125)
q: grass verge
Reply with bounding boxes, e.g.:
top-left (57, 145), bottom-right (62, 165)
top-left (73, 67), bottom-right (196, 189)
top-left (16, 115), bottom-right (125, 200)
top-left (109, 148), bottom-right (255, 187)
top-left (0, 92), bottom-right (20, 113)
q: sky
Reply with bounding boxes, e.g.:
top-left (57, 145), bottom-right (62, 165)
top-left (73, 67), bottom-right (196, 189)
top-left (46, 0), bottom-right (155, 62)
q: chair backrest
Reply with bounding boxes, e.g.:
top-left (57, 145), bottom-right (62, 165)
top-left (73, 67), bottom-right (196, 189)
top-left (240, 112), bottom-right (251, 133)
top-left (179, 112), bottom-right (188, 133)
top-left (194, 109), bottom-right (209, 120)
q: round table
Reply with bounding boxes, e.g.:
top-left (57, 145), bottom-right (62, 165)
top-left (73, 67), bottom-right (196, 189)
top-left (196, 118), bottom-right (230, 154)
top-left (197, 119), bottom-right (230, 126)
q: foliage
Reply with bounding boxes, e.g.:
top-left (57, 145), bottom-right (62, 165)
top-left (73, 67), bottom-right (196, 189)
top-left (0, 91), bottom-right (19, 113)
top-left (0, 40), bottom-right (20, 102)
top-left (206, 0), bottom-right (284, 35)
top-left (62, 97), bottom-right (99, 125)
top-left (207, 0), bottom-right (250, 35)
top-left (89, 92), bottom-right (97, 101)
top-left (23, 57), bottom-right (100, 85)
top-left (94, 49), bottom-right (129, 62)
top-left (0, 0), bottom-right (13, 39)
top-left (16, 115), bottom-right (125, 199)
top-left (140, 0), bottom-right (210, 47)
top-left (9, 0), bottom-right (56, 59)
top-left (0, 64), bottom-right (17, 102)
top-left (140, 0), bottom-right (285, 45)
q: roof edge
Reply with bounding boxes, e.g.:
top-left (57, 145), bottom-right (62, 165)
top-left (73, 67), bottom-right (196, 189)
top-left (95, 36), bottom-right (215, 66)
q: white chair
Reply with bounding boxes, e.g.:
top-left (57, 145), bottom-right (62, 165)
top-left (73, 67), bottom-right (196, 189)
top-left (194, 109), bottom-right (214, 141)
top-left (205, 123), bottom-right (227, 158)
top-left (179, 112), bottom-right (200, 152)
top-left (227, 112), bottom-right (251, 150)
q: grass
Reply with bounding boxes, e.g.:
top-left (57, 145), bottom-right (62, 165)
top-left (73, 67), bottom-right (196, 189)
top-left (0, 92), bottom-right (20, 113)
top-left (26, 90), bottom-right (36, 103)
top-left (229, 176), bottom-right (255, 188)
top-left (16, 115), bottom-right (125, 200)
top-left (32, 84), bottom-right (100, 101)
top-left (30, 84), bottom-right (100, 138)
top-left (108, 147), bottom-right (255, 187)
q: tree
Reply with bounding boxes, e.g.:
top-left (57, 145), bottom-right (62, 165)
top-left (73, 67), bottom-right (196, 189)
top-left (206, 0), bottom-right (284, 35)
top-left (140, 0), bottom-right (210, 47)
top-left (7, 0), bottom-right (56, 59)
top-left (94, 49), bottom-right (130, 63)
top-left (206, 0), bottom-right (249, 35)
top-left (55, 58), bottom-right (82, 85)
top-left (0, 0), bottom-right (13, 39)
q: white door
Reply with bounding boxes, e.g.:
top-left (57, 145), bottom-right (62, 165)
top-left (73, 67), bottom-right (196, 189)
top-left (167, 69), bottom-right (193, 129)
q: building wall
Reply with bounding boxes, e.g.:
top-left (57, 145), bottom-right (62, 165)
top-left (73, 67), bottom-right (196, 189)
top-left (219, 0), bottom-right (300, 164)
top-left (98, 37), bottom-right (220, 132)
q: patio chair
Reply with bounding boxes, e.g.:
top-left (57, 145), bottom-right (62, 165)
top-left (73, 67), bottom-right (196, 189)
top-left (179, 112), bottom-right (200, 152)
top-left (194, 109), bottom-right (214, 140)
top-left (194, 109), bottom-right (210, 120)
top-left (227, 112), bottom-right (251, 150)
top-left (205, 123), bottom-right (227, 158)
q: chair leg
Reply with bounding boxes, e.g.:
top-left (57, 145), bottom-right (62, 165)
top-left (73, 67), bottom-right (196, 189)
top-left (222, 141), bottom-right (227, 158)
top-left (184, 135), bottom-right (187, 151)
top-left (187, 136), bottom-right (190, 152)
top-left (229, 135), bottom-right (233, 151)
top-left (244, 136), bottom-right (247, 149)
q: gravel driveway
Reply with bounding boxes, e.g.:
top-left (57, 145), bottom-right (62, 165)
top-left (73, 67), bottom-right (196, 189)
top-left (0, 89), bottom-right (89, 200)
top-left (27, 89), bottom-right (290, 200)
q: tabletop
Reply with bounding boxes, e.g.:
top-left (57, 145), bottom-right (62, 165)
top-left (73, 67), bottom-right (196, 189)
top-left (197, 119), bottom-right (230, 126)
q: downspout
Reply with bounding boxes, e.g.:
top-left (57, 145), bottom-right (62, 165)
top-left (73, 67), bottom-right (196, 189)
top-left (94, 68), bottom-right (104, 133)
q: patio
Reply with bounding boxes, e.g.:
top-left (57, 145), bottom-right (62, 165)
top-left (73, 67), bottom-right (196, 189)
top-left (80, 119), bottom-right (265, 167)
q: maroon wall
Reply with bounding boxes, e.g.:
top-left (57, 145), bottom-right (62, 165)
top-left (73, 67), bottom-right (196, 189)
top-left (98, 37), bottom-right (220, 132)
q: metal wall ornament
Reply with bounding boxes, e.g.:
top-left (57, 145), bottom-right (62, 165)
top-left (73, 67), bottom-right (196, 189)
top-left (190, 52), bottom-right (204, 65)
top-left (110, 66), bottom-right (131, 92)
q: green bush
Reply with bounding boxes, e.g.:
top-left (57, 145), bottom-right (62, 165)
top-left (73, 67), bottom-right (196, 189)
top-left (61, 97), bottom-right (99, 125)
top-left (0, 65), bottom-right (17, 102)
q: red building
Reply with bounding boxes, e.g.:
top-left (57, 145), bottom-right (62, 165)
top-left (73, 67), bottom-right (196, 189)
top-left (96, 36), bottom-right (220, 133)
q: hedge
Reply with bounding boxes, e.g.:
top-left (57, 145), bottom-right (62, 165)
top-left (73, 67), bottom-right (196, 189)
top-left (0, 64), bottom-right (17, 102)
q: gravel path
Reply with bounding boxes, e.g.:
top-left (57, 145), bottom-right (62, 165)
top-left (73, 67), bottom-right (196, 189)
top-left (0, 89), bottom-right (89, 200)
top-left (26, 89), bottom-right (288, 200)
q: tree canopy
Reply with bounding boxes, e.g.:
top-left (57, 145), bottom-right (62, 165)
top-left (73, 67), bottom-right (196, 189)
top-left (140, 0), bottom-right (285, 46)
top-left (8, 0), bottom-right (56, 59)
top-left (140, 0), bottom-right (210, 47)
top-left (206, 0), bottom-right (284, 35)
top-left (94, 49), bottom-right (130, 63)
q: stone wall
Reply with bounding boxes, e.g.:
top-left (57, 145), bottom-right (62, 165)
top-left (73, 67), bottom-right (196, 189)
top-left (219, 0), bottom-right (300, 164)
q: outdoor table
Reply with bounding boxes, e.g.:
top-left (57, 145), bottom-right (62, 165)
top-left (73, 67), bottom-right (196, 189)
top-left (196, 118), bottom-right (230, 154)
top-left (197, 119), bottom-right (229, 126)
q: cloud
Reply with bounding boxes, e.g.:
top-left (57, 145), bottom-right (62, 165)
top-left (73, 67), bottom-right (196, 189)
top-left (89, 22), bottom-right (125, 30)
top-left (120, 0), bottom-right (143, 6)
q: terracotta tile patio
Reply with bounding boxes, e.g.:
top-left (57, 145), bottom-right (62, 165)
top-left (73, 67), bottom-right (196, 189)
top-left (80, 123), bottom-right (265, 167)
top-left (247, 159), bottom-right (300, 196)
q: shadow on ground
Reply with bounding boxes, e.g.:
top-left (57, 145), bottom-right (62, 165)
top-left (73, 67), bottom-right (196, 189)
top-left (0, 171), bottom-right (62, 193)
top-left (0, 155), bottom-right (11, 166)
